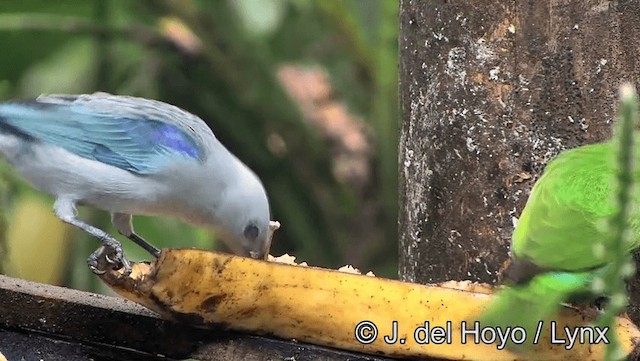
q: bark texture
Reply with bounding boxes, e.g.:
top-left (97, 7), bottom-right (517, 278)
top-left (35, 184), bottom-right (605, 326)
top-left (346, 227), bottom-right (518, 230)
top-left (398, 0), bottom-right (640, 322)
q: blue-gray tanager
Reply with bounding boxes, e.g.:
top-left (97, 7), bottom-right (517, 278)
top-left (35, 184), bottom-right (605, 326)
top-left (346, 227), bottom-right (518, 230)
top-left (0, 92), bottom-right (273, 274)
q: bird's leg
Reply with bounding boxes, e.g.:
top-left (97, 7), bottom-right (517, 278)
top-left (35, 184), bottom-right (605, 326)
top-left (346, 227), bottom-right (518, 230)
top-left (129, 233), bottom-right (161, 258)
top-left (54, 199), bottom-right (131, 275)
top-left (111, 212), bottom-right (161, 258)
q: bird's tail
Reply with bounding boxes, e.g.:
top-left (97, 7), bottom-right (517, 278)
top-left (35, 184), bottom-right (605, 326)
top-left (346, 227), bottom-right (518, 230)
top-left (479, 270), bottom-right (593, 350)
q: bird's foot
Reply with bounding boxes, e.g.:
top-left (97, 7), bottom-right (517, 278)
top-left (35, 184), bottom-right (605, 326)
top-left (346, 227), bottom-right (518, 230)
top-left (570, 300), bottom-right (605, 320)
top-left (594, 296), bottom-right (609, 311)
top-left (87, 238), bottom-right (132, 276)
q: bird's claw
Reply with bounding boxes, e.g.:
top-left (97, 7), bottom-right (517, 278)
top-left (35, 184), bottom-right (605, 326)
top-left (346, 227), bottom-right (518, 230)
top-left (88, 262), bottom-right (107, 275)
top-left (87, 239), bottom-right (132, 276)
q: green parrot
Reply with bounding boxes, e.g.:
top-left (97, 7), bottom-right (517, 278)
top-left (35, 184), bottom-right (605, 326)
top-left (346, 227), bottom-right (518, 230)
top-left (480, 139), bottom-right (640, 346)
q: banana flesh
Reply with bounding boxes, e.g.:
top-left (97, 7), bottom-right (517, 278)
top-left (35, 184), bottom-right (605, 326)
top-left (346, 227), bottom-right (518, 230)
top-left (98, 249), bottom-right (640, 361)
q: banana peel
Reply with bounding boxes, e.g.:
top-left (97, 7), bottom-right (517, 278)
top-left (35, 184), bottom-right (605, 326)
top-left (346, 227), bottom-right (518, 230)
top-left (98, 249), bottom-right (640, 361)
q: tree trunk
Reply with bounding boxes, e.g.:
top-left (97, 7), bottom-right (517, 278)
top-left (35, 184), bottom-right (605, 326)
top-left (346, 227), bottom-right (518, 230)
top-left (398, 0), bottom-right (640, 322)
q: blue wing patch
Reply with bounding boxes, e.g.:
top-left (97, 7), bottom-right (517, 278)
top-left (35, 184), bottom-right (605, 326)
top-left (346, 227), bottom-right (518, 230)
top-left (0, 101), bottom-right (204, 174)
top-left (150, 123), bottom-right (201, 158)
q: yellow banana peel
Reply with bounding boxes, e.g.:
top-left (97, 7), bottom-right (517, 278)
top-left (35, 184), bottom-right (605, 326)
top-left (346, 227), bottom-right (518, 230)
top-left (98, 249), bottom-right (640, 361)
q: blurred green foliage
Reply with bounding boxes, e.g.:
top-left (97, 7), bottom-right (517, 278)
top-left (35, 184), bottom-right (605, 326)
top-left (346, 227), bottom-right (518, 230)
top-left (0, 0), bottom-right (398, 291)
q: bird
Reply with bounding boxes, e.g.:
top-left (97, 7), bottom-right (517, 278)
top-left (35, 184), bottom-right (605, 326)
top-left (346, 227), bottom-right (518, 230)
top-left (0, 92), bottom-right (272, 275)
top-left (480, 139), bottom-right (640, 347)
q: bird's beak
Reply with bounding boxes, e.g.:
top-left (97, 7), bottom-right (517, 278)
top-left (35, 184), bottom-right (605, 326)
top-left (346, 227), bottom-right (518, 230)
top-left (217, 221), bottom-right (280, 260)
top-left (249, 250), bottom-right (266, 260)
top-left (249, 220), bottom-right (280, 260)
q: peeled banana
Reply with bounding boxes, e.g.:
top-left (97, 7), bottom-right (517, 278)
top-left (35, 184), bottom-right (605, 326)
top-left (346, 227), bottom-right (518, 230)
top-left (98, 249), bottom-right (640, 361)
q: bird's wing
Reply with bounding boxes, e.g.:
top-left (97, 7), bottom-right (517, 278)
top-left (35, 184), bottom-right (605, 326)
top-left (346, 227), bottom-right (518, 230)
top-left (512, 143), bottom-right (631, 271)
top-left (0, 93), bottom-right (206, 174)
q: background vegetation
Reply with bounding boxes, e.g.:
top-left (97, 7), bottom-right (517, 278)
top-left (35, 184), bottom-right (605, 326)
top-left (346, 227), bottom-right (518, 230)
top-left (0, 0), bottom-right (399, 293)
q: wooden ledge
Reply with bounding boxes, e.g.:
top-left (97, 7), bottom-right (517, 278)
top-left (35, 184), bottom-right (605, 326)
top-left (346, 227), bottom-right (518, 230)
top-left (0, 275), bottom-right (395, 361)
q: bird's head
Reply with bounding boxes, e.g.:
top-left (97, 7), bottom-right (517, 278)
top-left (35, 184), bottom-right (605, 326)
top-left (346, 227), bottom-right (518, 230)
top-left (216, 168), bottom-right (273, 260)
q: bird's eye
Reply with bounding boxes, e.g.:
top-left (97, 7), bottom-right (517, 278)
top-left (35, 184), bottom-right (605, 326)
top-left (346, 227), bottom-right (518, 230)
top-left (243, 224), bottom-right (260, 241)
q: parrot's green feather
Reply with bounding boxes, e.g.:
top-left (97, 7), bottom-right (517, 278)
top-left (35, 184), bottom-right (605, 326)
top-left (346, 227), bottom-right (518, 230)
top-left (481, 136), bottom-right (640, 350)
top-left (513, 141), bottom-right (640, 271)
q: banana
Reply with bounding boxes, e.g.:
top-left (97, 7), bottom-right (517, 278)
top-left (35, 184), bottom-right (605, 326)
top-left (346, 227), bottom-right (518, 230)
top-left (98, 249), bottom-right (640, 361)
